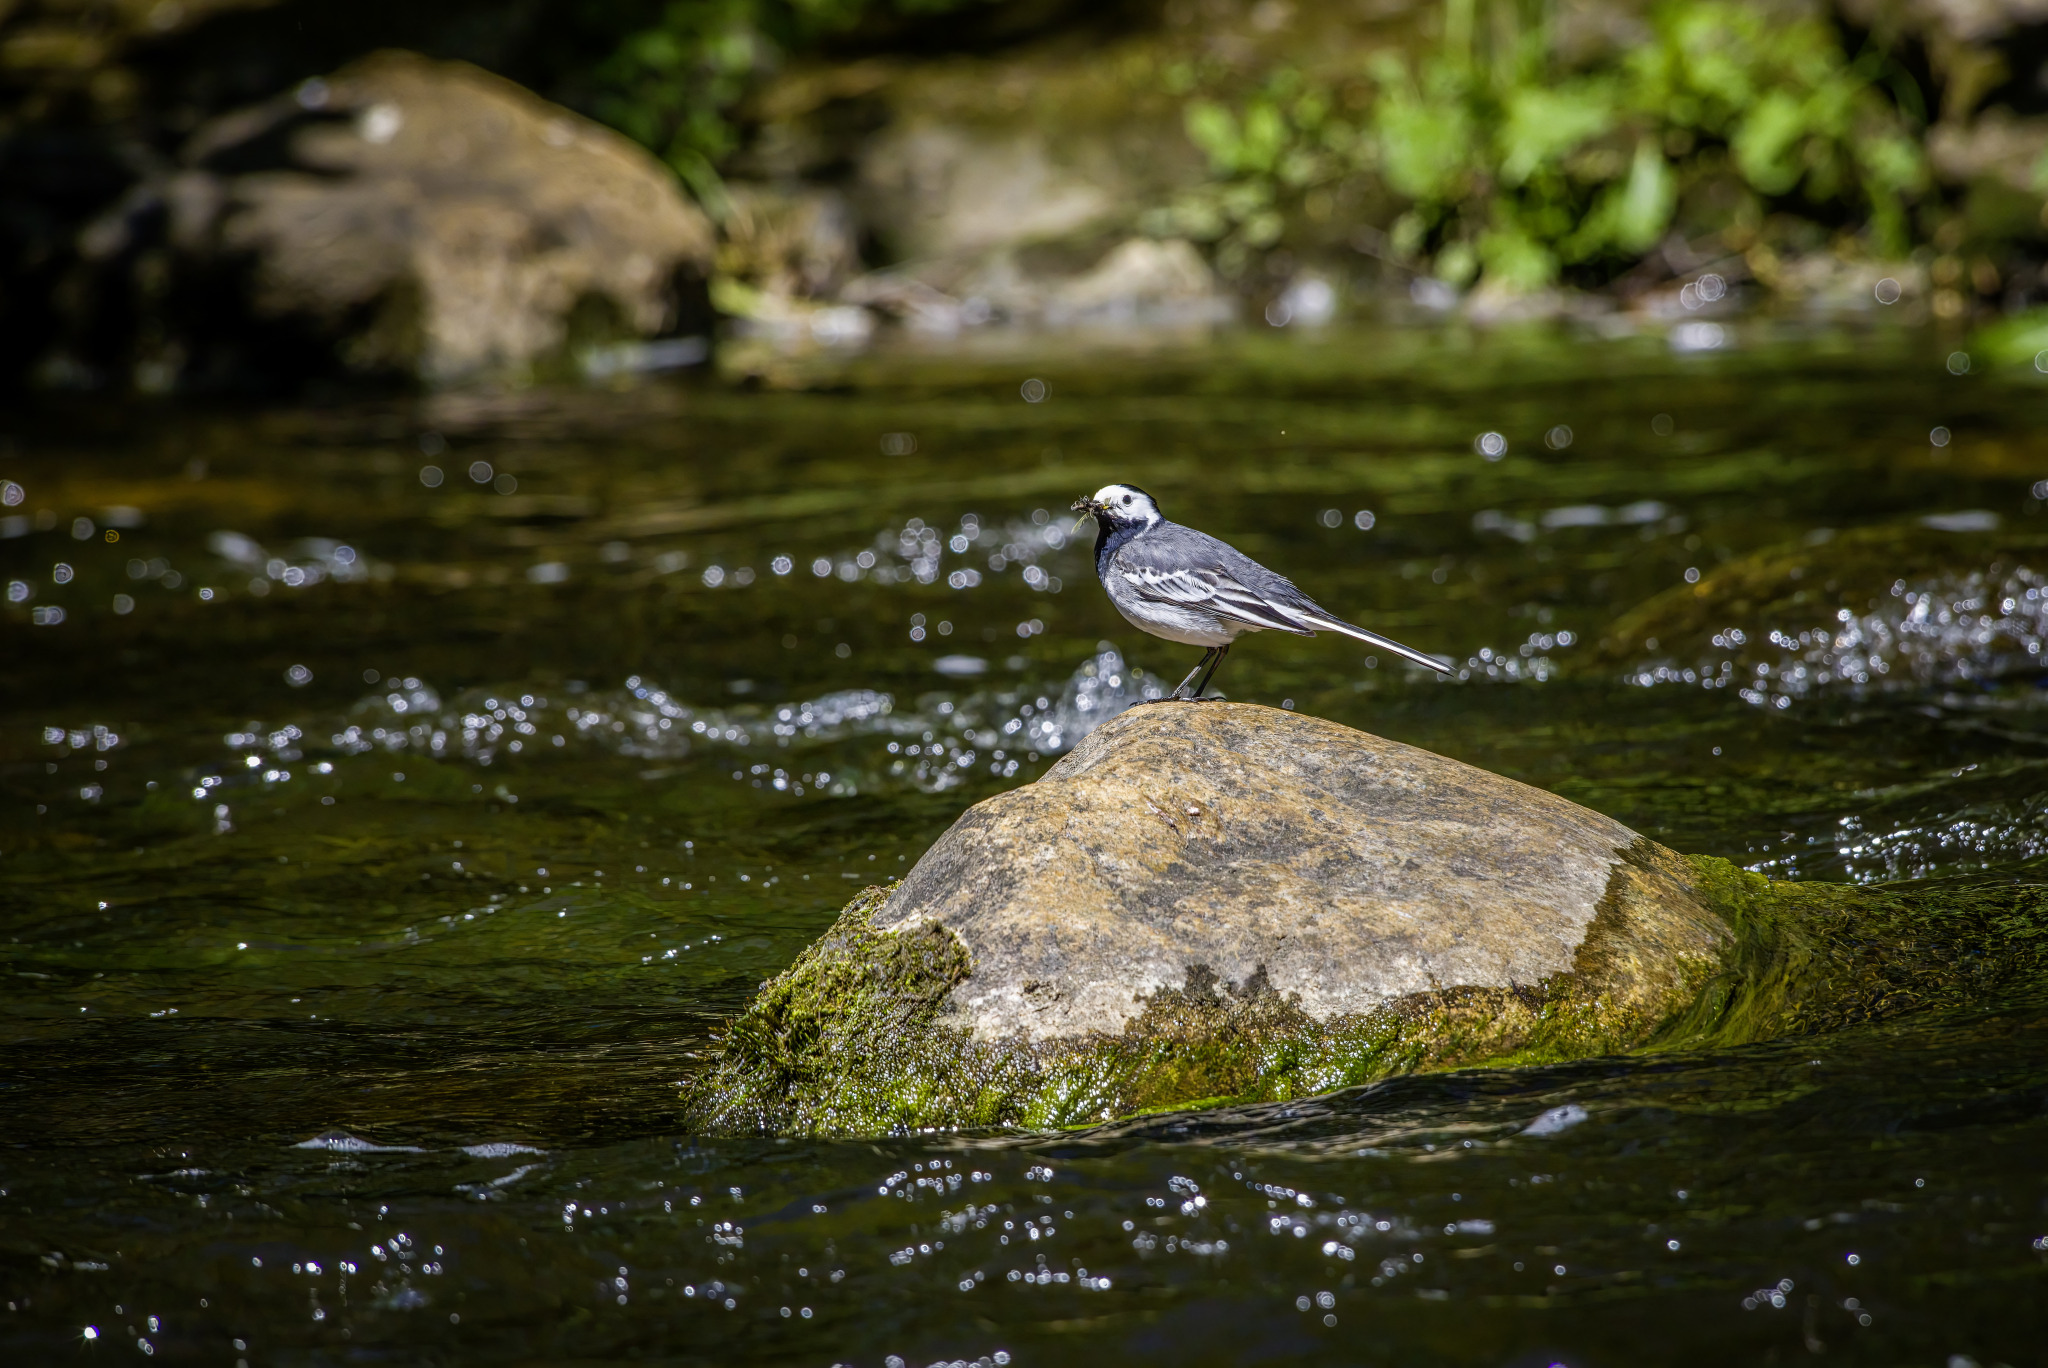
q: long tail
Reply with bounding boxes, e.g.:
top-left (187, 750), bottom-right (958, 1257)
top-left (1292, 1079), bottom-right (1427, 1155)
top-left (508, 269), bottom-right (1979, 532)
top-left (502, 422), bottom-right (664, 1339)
top-left (1296, 613), bottom-right (1454, 674)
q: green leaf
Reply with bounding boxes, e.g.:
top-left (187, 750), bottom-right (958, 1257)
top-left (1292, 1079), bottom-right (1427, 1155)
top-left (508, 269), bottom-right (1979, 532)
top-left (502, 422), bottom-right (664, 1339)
top-left (1732, 90), bottom-right (1809, 196)
top-left (1240, 101), bottom-right (1288, 175)
top-left (1498, 83), bottom-right (1616, 186)
top-left (1565, 138), bottom-right (1674, 259)
top-left (1185, 101), bottom-right (1243, 175)
top-left (1241, 210), bottom-right (1285, 248)
top-left (1389, 212), bottom-right (1429, 259)
top-left (1376, 90), bottom-right (1472, 202)
top-left (1277, 147), bottom-right (1328, 189)
top-left (1478, 227), bottom-right (1559, 291)
top-left (1434, 239), bottom-right (1478, 287)
top-left (1969, 308), bottom-right (2048, 366)
top-left (1856, 131), bottom-right (1928, 197)
top-left (1614, 138), bottom-right (1676, 251)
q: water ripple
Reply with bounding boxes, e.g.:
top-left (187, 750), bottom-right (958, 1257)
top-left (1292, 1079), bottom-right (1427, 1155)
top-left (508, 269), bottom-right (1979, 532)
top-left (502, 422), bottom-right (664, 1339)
top-left (1626, 565), bottom-right (2048, 706)
top-left (1747, 794), bottom-right (2048, 883)
top-left (192, 647), bottom-right (1162, 804)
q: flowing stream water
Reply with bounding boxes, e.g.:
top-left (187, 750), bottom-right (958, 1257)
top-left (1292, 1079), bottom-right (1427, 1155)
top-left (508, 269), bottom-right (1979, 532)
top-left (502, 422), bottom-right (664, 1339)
top-left (3, 322), bottom-right (2047, 1364)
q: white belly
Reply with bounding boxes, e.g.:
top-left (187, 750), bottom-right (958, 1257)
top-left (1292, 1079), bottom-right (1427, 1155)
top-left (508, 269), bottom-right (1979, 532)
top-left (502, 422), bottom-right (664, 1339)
top-left (1112, 597), bottom-right (1248, 648)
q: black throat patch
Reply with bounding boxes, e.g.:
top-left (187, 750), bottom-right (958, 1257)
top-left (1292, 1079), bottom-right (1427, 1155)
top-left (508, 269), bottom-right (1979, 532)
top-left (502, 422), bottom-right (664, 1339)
top-left (1094, 516), bottom-right (1146, 578)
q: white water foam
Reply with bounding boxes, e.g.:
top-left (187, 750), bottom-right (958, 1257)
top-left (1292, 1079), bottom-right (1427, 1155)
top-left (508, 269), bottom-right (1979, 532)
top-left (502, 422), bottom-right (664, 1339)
top-left (199, 646), bottom-right (1165, 802)
top-left (1625, 565), bottom-right (2048, 707)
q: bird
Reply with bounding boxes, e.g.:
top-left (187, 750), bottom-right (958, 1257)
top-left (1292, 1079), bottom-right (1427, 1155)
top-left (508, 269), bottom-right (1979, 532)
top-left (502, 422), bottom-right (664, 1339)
top-left (1070, 483), bottom-right (1453, 701)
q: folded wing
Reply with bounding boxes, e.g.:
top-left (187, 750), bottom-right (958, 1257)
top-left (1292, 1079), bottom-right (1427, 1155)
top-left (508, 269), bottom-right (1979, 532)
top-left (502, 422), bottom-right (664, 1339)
top-left (1117, 563), bottom-right (1317, 636)
top-left (1115, 525), bottom-right (1454, 673)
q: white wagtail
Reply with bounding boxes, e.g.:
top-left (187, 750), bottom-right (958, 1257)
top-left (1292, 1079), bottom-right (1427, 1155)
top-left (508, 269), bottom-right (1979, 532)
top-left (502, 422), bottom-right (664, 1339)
top-left (1071, 483), bottom-right (1453, 700)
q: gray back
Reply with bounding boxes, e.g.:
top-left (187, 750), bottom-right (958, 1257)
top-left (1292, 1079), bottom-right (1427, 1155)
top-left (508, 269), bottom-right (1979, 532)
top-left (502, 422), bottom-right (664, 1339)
top-left (1115, 520), bottom-right (1323, 613)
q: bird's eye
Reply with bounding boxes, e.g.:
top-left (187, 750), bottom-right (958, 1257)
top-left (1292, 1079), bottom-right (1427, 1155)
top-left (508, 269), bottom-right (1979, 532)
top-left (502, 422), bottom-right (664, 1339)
top-left (1121, 495), bottom-right (1131, 504)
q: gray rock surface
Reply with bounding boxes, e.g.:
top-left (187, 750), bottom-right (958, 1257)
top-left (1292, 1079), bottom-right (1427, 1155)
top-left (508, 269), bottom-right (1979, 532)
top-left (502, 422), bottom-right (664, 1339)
top-left (169, 51), bottom-right (715, 383)
top-left (857, 121), bottom-right (1125, 264)
top-left (875, 701), bottom-right (1725, 1043)
top-left (839, 235), bottom-right (1234, 334)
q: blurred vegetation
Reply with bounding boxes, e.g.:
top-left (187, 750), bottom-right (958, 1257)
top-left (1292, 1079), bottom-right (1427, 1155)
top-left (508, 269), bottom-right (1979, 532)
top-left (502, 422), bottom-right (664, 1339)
top-left (1142, 0), bottom-right (1929, 286)
top-left (0, 0), bottom-right (2027, 389)
top-left (587, 0), bottom-right (997, 209)
top-left (579, 0), bottom-right (1939, 289)
top-left (1971, 304), bottom-right (2048, 365)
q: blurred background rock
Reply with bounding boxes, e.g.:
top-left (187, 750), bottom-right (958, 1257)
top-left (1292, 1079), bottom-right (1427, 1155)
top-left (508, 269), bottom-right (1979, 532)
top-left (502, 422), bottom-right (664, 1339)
top-left (9, 0), bottom-right (2048, 391)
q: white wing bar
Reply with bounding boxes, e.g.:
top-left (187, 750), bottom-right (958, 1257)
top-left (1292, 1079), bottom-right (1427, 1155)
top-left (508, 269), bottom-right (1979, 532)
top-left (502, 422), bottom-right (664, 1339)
top-left (1120, 566), bottom-right (1315, 635)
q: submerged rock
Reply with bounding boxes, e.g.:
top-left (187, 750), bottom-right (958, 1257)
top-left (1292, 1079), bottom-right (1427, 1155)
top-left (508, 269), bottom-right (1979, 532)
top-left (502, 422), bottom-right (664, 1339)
top-left (688, 703), bottom-right (2047, 1136)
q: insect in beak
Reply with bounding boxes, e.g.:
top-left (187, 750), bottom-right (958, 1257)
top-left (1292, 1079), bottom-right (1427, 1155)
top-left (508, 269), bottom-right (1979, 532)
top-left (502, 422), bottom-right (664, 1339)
top-left (1070, 496), bottom-right (1098, 533)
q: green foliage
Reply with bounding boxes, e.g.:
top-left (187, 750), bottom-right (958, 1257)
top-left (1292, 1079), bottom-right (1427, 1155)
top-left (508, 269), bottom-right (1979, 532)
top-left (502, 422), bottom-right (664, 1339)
top-left (589, 0), bottom-right (996, 208)
top-left (589, 0), bottom-right (759, 208)
top-left (590, 0), bottom-right (1929, 283)
top-left (1969, 307), bottom-right (2048, 366)
top-left (1148, 0), bottom-right (1927, 288)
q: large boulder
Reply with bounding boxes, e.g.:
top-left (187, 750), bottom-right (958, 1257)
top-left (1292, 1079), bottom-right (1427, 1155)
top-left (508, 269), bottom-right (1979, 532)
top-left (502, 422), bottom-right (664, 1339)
top-left (85, 50), bottom-right (715, 386)
top-left (872, 702), bottom-right (1722, 1042)
top-left (683, 703), bottom-right (2047, 1135)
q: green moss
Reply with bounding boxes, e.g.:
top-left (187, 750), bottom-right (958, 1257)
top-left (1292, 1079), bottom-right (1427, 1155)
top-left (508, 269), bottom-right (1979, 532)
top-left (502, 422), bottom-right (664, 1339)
top-left (1661, 854), bottom-right (2048, 1046)
top-left (684, 860), bottom-right (2048, 1136)
top-left (681, 882), bottom-right (989, 1133)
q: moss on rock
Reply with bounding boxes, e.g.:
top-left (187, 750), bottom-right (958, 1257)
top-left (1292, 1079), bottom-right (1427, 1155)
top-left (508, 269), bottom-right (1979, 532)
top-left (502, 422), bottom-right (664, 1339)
top-left (684, 857), bottom-right (2048, 1137)
top-left (1661, 855), bottom-right (2048, 1047)
top-left (683, 883), bottom-right (987, 1133)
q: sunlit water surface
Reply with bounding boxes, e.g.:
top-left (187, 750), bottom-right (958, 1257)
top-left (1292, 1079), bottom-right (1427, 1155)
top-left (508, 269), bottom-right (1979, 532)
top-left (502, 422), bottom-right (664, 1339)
top-left (4, 323), bottom-right (2047, 1365)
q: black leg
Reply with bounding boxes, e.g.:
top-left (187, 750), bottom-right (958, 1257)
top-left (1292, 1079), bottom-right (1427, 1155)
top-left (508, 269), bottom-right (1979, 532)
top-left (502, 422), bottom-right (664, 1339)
top-left (1191, 643), bottom-right (1230, 698)
top-left (1166, 648), bottom-right (1215, 700)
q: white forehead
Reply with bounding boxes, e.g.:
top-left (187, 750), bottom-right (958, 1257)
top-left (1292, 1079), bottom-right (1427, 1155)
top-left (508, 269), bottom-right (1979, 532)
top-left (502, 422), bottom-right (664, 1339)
top-left (1093, 484), bottom-right (1155, 508)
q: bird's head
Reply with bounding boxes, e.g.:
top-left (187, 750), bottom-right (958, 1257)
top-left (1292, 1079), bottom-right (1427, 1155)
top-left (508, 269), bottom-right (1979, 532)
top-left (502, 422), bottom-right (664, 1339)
top-left (1071, 483), bottom-right (1163, 530)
